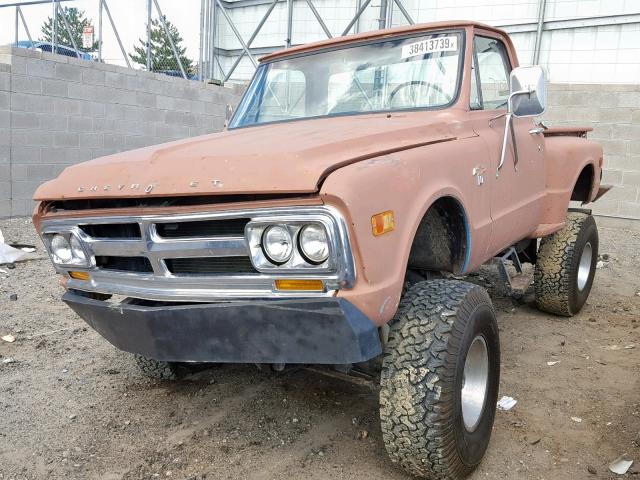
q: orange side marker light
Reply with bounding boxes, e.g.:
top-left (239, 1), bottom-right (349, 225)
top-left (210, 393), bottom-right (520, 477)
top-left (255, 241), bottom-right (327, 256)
top-left (371, 211), bottom-right (395, 236)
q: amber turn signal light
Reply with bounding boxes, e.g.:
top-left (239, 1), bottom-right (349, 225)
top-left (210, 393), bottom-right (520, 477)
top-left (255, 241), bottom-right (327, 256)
top-left (371, 210), bottom-right (395, 236)
top-left (68, 271), bottom-right (90, 281)
top-left (274, 279), bottom-right (325, 291)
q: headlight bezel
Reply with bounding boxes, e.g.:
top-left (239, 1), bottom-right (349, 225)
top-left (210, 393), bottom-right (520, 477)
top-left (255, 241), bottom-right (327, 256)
top-left (43, 230), bottom-right (92, 267)
top-left (245, 213), bottom-right (342, 275)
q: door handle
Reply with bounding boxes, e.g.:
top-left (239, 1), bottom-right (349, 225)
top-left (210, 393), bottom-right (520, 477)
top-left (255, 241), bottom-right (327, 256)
top-left (529, 126), bottom-right (545, 135)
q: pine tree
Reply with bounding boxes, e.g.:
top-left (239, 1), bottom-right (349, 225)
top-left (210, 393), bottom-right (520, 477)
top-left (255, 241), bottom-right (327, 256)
top-left (41, 7), bottom-right (98, 53)
top-left (129, 17), bottom-right (194, 74)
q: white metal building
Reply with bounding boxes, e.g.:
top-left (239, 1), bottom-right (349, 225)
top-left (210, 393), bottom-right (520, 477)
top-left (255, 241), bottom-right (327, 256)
top-left (210, 0), bottom-right (640, 84)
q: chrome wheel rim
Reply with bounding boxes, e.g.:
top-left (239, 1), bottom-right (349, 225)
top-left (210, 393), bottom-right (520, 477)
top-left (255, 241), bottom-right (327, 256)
top-left (461, 335), bottom-right (489, 432)
top-left (577, 242), bottom-right (592, 292)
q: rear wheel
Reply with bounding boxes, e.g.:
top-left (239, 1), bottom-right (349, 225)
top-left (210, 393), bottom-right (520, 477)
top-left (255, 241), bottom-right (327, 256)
top-left (535, 212), bottom-right (598, 316)
top-left (380, 280), bottom-right (500, 479)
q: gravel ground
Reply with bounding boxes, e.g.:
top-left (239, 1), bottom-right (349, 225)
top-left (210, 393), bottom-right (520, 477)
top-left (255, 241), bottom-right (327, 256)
top-left (0, 216), bottom-right (639, 480)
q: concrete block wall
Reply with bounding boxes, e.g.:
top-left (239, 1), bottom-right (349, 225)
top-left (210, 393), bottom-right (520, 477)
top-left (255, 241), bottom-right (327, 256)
top-left (544, 83), bottom-right (640, 220)
top-left (0, 46), bottom-right (243, 217)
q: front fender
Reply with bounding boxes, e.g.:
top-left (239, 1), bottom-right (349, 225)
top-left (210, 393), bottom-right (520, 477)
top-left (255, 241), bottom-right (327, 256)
top-left (320, 137), bottom-right (493, 325)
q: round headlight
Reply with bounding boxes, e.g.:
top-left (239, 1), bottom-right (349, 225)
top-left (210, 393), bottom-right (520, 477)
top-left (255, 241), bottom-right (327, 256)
top-left (50, 234), bottom-right (72, 263)
top-left (70, 235), bottom-right (86, 261)
top-left (299, 224), bottom-right (329, 264)
top-left (262, 225), bottom-right (293, 264)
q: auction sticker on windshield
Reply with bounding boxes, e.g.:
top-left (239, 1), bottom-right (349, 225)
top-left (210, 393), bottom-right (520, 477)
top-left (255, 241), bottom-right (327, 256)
top-left (401, 36), bottom-right (458, 59)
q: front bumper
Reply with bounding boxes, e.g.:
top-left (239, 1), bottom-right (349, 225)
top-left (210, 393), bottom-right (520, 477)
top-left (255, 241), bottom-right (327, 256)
top-left (63, 291), bottom-right (382, 364)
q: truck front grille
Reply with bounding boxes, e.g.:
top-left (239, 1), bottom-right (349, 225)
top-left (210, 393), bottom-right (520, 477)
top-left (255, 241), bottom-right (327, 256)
top-left (95, 256), bottom-right (153, 273)
top-left (41, 207), bottom-right (348, 302)
top-left (155, 218), bottom-right (249, 239)
top-left (165, 257), bottom-right (257, 275)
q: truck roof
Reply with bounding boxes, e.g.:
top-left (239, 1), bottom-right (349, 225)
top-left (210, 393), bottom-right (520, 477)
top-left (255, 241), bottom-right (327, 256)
top-left (260, 20), bottom-right (508, 63)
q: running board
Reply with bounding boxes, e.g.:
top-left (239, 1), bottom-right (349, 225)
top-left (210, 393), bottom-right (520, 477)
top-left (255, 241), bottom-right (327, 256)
top-left (497, 246), bottom-right (523, 291)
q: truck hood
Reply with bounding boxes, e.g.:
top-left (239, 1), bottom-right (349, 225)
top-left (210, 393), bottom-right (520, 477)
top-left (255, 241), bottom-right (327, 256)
top-left (34, 113), bottom-right (456, 201)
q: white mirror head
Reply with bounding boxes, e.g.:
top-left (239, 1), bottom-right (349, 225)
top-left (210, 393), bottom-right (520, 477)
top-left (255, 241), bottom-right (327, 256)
top-left (509, 65), bottom-right (547, 117)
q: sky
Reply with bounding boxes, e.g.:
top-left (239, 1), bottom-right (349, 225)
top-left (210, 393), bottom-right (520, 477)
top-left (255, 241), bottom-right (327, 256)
top-left (0, 0), bottom-right (205, 68)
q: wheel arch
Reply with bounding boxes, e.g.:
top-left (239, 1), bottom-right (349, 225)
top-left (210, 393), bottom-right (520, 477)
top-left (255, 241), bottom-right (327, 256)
top-left (407, 194), bottom-right (471, 275)
top-left (571, 163), bottom-right (595, 203)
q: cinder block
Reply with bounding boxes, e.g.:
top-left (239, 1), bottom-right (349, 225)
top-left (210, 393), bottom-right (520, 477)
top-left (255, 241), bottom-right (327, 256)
top-left (44, 147), bottom-right (93, 165)
top-left (104, 71), bottom-right (128, 90)
top-left (26, 58), bottom-right (56, 78)
top-left (0, 110), bottom-right (9, 128)
top-left (612, 124), bottom-right (640, 141)
top-left (598, 108), bottom-right (633, 124)
top-left (0, 181), bottom-right (10, 200)
top-left (623, 170), bottom-right (640, 188)
top-left (615, 92), bottom-right (640, 109)
top-left (56, 63), bottom-right (83, 83)
top-left (81, 101), bottom-right (106, 118)
top-left (26, 94), bottom-right (56, 114)
top-left (11, 75), bottom-right (42, 94)
top-left (0, 72), bottom-right (10, 91)
top-left (135, 91), bottom-right (156, 108)
top-left (602, 184), bottom-right (638, 202)
top-left (12, 145), bottom-right (42, 163)
top-left (12, 130), bottom-right (54, 147)
top-left (11, 198), bottom-right (36, 216)
top-left (0, 128), bottom-right (9, 147)
top-left (11, 180), bottom-right (41, 199)
top-left (619, 201), bottom-right (640, 219)
top-left (53, 132), bottom-right (80, 147)
top-left (79, 133), bottom-right (104, 148)
top-left (68, 116), bottom-right (94, 133)
top-left (54, 97), bottom-right (83, 116)
top-left (37, 114), bottom-right (68, 132)
top-left (600, 139), bottom-right (628, 156)
top-left (591, 198), bottom-right (620, 216)
top-left (0, 92), bottom-right (9, 110)
top-left (602, 169), bottom-right (623, 186)
top-left (42, 78), bottom-right (69, 97)
top-left (125, 135), bottom-right (156, 150)
top-left (629, 141), bottom-right (640, 156)
top-left (82, 68), bottom-right (106, 86)
top-left (103, 133), bottom-right (127, 150)
top-left (632, 109), bottom-right (640, 124)
top-left (11, 111), bottom-right (40, 129)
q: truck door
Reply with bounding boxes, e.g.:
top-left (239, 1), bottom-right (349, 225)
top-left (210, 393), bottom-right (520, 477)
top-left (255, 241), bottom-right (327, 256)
top-left (470, 34), bottom-right (546, 256)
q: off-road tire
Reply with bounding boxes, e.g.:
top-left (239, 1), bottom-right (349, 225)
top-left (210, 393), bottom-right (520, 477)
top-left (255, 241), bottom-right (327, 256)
top-left (380, 280), bottom-right (500, 479)
top-left (535, 212), bottom-right (598, 316)
top-left (134, 354), bottom-right (185, 380)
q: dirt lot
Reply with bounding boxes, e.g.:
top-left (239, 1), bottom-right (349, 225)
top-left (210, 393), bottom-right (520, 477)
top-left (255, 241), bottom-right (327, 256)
top-left (0, 216), bottom-right (639, 480)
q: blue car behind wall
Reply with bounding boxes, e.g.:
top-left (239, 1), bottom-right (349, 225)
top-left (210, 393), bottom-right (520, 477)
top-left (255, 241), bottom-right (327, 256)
top-left (15, 40), bottom-right (94, 61)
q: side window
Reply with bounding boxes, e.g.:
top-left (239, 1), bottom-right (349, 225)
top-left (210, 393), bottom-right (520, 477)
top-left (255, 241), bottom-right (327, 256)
top-left (473, 36), bottom-right (511, 110)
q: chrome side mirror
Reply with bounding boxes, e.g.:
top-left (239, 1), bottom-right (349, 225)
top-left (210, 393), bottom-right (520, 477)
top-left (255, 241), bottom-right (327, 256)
top-left (509, 66), bottom-right (546, 117)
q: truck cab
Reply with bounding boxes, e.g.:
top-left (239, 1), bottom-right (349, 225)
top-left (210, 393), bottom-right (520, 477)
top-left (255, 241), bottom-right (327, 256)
top-left (33, 21), bottom-right (609, 480)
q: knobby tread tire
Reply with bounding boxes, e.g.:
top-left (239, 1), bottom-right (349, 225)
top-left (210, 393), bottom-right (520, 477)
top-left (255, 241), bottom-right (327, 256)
top-left (534, 212), bottom-right (598, 316)
top-left (380, 279), bottom-right (498, 480)
top-left (134, 354), bottom-right (182, 380)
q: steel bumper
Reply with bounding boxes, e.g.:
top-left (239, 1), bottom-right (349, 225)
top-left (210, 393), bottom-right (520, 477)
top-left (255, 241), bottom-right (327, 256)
top-left (63, 291), bottom-right (382, 364)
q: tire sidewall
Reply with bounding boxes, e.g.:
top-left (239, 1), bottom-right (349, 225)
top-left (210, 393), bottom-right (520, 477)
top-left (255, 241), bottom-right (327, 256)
top-left (453, 301), bottom-right (501, 467)
top-left (568, 217), bottom-right (598, 314)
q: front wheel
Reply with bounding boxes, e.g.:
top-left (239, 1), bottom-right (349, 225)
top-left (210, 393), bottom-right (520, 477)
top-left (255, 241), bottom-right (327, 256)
top-left (134, 354), bottom-right (186, 380)
top-left (380, 280), bottom-right (500, 479)
top-left (535, 212), bottom-right (598, 316)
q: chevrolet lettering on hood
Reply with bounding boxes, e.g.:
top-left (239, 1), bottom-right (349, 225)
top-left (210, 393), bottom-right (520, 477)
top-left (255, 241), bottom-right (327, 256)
top-left (75, 180), bottom-right (224, 194)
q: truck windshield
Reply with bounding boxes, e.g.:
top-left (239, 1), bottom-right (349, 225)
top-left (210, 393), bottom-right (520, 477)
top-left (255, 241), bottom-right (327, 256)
top-left (229, 31), bottom-right (463, 129)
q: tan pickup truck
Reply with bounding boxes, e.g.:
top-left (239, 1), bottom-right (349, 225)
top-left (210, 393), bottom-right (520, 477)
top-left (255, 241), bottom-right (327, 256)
top-left (33, 21), bottom-right (610, 480)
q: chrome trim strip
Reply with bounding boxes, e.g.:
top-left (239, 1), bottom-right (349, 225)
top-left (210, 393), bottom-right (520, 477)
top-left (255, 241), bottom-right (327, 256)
top-left (41, 206), bottom-right (355, 302)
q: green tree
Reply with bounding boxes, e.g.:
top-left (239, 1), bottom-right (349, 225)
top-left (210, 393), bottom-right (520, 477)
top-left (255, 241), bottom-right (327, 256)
top-left (129, 17), bottom-right (194, 74)
top-left (40, 7), bottom-right (98, 53)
